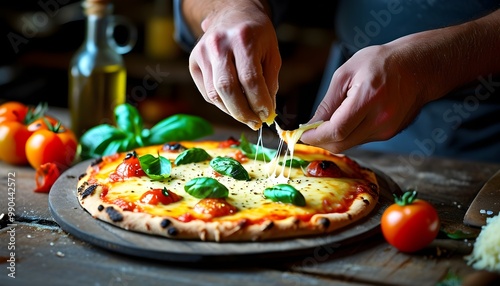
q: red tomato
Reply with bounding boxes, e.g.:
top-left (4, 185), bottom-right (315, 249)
top-left (193, 198), bottom-right (237, 218)
top-left (381, 191), bottom-right (440, 252)
top-left (306, 160), bottom-right (345, 178)
top-left (34, 162), bottom-right (61, 193)
top-left (0, 121), bottom-right (32, 165)
top-left (218, 137), bottom-right (240, 148)
top-left (140, 188), bottom-right (181, 205)
top-left (109, 151), bottom-right (146, 181)
top-left (0, 101), bottom-right (29, 123)
top-left (25, 125), bottom-right (77, 170)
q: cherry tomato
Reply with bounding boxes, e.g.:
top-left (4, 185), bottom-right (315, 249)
top-left (140, 188), bottom-right (181, 205)
top-left (306, 160), bottom-right (345, 178)
top-left (218, 137), bottom-right (240, 148)
top-left (193, 198), bottom-right (237, 218)
top-left (381, 191), bottom-right (440, 252)
top-left (0, 121), bottom-right (32, 165)
top-left (0, 101), bottom-right (29, 123)
top-left (25, 123), bottom-right (77, 170)
top-left (34, 162), bottom-right (61, 193)
top-left (109, 151), bottom-right (146, 181)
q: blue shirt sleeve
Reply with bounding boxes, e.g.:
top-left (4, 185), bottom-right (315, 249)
top-left (173, 0), bottom-right (198, 51)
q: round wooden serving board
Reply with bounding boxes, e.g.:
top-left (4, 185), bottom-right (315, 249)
top-left (49, 159), bottom-right (399, 263)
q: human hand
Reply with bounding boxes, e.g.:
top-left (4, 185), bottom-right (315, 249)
top-left (188, 2), bottom-right (281, 130)
top-left (300, 44), bottom-right (427, 153)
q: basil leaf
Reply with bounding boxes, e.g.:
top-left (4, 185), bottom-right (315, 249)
top-left (442, 229), bottom-right (478, 240)
top-left (279, 158), bottom-right (310, 168)
top-left (115, 103), bottom-right (143, 138)
top-left (80, 125), bottom-right (130, 159)
top-left (210, 156), bottom-right (250, 181)
top-left (174, 148), bottom-right (211, 165)
top-left (146, 114), bottom-right (213, 145)
top-left (139, 154), bottom-right (171, 180)
top-left (264, 184), bottom-right (306, 206)
top-left (238, 134), bottom-right (277, 161)
top-left (184, 177), bottom-right (229, 199)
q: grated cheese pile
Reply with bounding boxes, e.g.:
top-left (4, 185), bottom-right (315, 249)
top-left (466, 212), bottom-right (500, 272)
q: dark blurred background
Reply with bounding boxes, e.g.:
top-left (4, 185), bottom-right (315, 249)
top-left (0, 0), bottom-right (335, 129)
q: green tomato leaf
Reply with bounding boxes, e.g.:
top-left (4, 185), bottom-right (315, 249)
top-left (210, 156), bottom-right (250, 181)
top-left (138, 154), bottom-right (172, 181)
top-left (146, 114), bottom-right (213, 145)
top-left (184, 177), bottom-right (229, 199)
top-left (238, 134), bottom-right (277, 161)
top-left (279, 158), bottom-right (310, 168)
top-left (115, 103), bottom-right (143, 137)
top-left (174, 148), bottom-right (211, 165)
top-left (264, 184), bottom-right (306, 206)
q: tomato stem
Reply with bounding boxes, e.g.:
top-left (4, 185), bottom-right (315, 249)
top-left (394, 190), bottom-right (418, 206)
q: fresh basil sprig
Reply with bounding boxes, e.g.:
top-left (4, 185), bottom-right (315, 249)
top-left (138, 153), bottom-right (171, 180)
top-left (279, 158), bottom-right (310, 168)
top-left (264, 184), bottom-right (306, 206)
top-left (237, 134), bottom-right (277, 161)
top-left (175, 148), bottom-right (211, 165)
top-left (210, 156), bottom-right (250, 181)
top-left (184, 177), bottom-right (229, 199)
top-left (80, 103), bottom-right (213, 159)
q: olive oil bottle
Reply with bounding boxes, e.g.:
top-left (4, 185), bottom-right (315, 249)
top-left (69, 0), bottom-right (134, 137)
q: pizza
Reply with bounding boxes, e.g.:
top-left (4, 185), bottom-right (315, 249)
top-left (76, 133), bottom-right (379, 242)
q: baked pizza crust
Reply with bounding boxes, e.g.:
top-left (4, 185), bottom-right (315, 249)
top-left (77, 141), bottom-right (379, 242)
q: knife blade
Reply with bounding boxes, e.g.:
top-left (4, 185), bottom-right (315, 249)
top-left (463, 169), bottom-right (500, 227)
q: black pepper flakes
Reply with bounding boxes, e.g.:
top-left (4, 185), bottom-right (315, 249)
top-left (160, 219), bottom-right (171, 228)
top-left (81, 184), bottom-right (98, 199)
top-left (105, 206), bottom-right (123, 222)
top-left (167, 227), bottom-right (178, 236)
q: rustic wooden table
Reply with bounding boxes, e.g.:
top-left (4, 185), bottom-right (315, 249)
top-left (1, 109), bottom-right (499, 285)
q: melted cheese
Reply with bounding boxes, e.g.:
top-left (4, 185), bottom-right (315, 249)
top-left (90, 140), bottom-right (370, 223)
top-left (267, 121), bottom-right (324, 184)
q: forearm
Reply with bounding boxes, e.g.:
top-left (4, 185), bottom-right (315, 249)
top-left (181, 0), bottom-right (272, 37)
top-left (387, 8), bottom-right (500, 102)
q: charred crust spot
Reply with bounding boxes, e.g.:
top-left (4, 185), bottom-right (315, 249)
top-left (347, 214), bottom-right (352, 220)
top-left (369, 183), bottom-right (378, 192)
top-left (319, 217), bottom-right (330, 229)
top-left (81, 184), bottom-right (98, 199)
top-left (78, 173), bottom-right (87, 180)
top-left (263, 221), bottom-right (274, 231)
top-left (160, 219), bottom-right (171, 228)
top-left (97, 205), bottom-right (104, 211)
top-left (162, 142), bottom-right (186, 152)
top-left (362, 198), bottom-right (370, 205)
top-left (167, 227), bottom-right (178, 236)
top-left (105, 206), bottom-right (123, 222)
top-left (77, 181), bottom-right (89, 193)
top-left (237, 219), bottom-right (248, 228)
top-left (91, 157), bottom-right (103, 166)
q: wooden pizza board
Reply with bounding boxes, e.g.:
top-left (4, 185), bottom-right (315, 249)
top-left (48, 159), bottom-right (399, 263)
